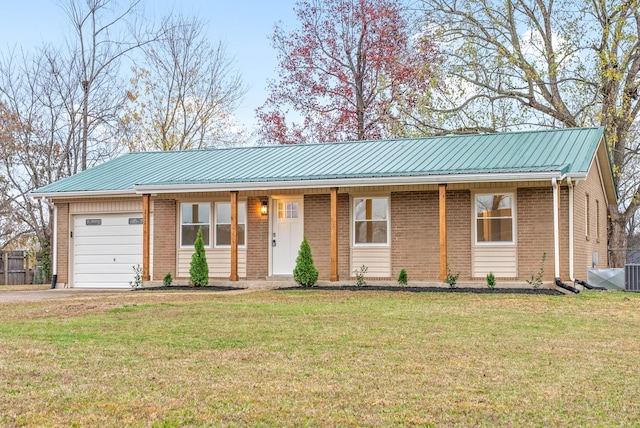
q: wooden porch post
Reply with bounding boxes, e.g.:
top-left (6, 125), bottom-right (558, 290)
top-left (230, 191), bottom-right (239, 281)
top-left (439, 184), bottom-right (447, 282)
top-left (330, 187), bottom-right (339, 281)
top-left (142, 193), bottom-right (151, 282)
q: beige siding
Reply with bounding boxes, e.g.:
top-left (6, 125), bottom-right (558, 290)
top-left (69, 199), bottom-right (147, 214)
top-left (177, 248), bottom-right (247, 279)
top-left (472, 246), bottom-right (517, 278)
top-left (351, 247), bottom-right (391, 277)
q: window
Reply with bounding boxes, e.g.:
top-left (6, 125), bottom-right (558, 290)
top-left (585, 193), bottom-right (590, 239)
top-left (595, 199), bottom-right (600, 242)
top-left (181, 203), bottom-right (210, 246)
top-left (353, 197), bottom-right (389, 244)
top-left (475, 193), bottom-right (514, 243)
top-left (278, 201), bottom-right (298, 219)
top-left (215, 201), bottom-right (246, 247)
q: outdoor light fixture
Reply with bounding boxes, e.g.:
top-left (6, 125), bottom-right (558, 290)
top-left (261, 201), bottom-right (268, 216)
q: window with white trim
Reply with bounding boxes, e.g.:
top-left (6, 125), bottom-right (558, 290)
top-left (353, 197), bottom-right (389, 245)
top-left (595, 199), bottom-right (600, 242)
top-left (215, 201), bottom-right (246, 247)
top-left (181, 203), bottom-right (210, 247)
top-left (585, 193), bottom-right (590, 239)
top-left (475, 193), bottom-right (514, 244)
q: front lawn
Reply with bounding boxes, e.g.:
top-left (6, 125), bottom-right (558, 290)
top-left (0, 289), bottom-right (638, 426)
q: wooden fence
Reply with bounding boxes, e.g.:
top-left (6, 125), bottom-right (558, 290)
top-left (0, 251), bottom-right (36, 285)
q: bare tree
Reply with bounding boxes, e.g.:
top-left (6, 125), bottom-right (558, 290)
top-left (57, 0), bottom-right (154, 170)
top-left (0, 0), bottom-right (155, 261)
top-left (420, 0), bottom-right (640, 266)
top-left (120, 14), bottom-right (246, 151)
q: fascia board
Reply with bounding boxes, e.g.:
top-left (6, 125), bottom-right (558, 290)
top-left (29, 189), bottom-right (138, 200)
top-left (133, 171), bottom-right (567, 194)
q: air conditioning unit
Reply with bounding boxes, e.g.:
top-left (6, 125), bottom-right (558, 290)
top-left (625, 264), bottom-right (640, 292)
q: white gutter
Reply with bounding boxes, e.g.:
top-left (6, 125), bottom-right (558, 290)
top-left (31, 170), bottom-right (583, 199)
top-left (552, 178), bottom-right (560, 279)
top-left (30, 189), bottom-right (137, 200)
top-left (568, 177), bottom-right (575, 281)
top-left (133, 171), bottom-right (575, 195)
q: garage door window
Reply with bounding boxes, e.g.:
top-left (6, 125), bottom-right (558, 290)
top-left (181, 203), bottom-right (210, 247)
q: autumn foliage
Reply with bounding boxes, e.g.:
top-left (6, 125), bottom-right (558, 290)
top-left (257, 0), bottom-right (440, 145)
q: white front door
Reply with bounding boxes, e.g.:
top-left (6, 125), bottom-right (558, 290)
top-left (272, 197), bottom-right (304, 275)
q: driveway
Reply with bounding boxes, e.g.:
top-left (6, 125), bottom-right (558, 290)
top-left (0, 288), bottom-right (129, 303)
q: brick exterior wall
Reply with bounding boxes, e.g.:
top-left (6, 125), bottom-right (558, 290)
top-left (152, 199), bottom-right (176, 281)
top-left (517, 188), bottom-right (555, 281)
top-left (246, 197), bottom-right (269, 279)
top-left (303, 193), bottom-right (350, 280)
top-left (447, 190), bottom-right (472, 280)
top-left (56, 203), bottom-right (69, 285)
top-left (337, 193), bottom-right (350, 279)
top-left (574, 165), bottom-right (609, 277)
top-left (390, 191), bottom-right (439, 280)
top-left (304, 194), bottom-right (331, 280)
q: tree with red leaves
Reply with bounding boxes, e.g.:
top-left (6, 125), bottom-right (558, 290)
top-left (257, 0), bottom-right (440, 145)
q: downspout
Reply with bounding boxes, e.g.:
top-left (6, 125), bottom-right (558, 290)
top-left (552, 178), bottom-right (560, 279)
top-left (568, 178), bottom-right (574, 281)
top-left (51, 204), bottom-right (58, 289)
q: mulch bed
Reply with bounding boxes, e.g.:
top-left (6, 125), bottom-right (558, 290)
top-left (134, 285), bottom-right (245, 292)
top-left (279, 285), bottom-right (564, 295)
top-left (134, 284), bottom-right (563, 295)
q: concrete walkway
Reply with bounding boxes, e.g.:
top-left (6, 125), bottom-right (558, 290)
top-left (0, 288), bottom-right (130, 303)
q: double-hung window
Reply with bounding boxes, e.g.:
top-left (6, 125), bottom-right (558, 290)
top-left (475, 193), bottom-right (514, 244)
top-left (215, 201), bottom-right (246, 247)
top-left (353, 197), bottom-right (389, 245)
top-left (181, 203), bottom-right (210, 246)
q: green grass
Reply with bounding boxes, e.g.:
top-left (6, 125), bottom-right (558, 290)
top-left (1, 289), bottom-right (639, 426)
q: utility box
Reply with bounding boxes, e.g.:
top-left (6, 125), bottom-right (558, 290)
top-left (587, 268), bottom-right (625, 291)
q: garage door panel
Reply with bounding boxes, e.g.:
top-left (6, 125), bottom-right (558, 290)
top-left (74, 244), bottom-right (143, 257)
top-left (74, 274), bottom-right (134, 288)
top-left (75, 226), bottom-right (142, 238)
top-left (75, 229), bottom-right (140, 239)
top-left (73, 213), bottom-right (145, 288)
top-left (76, 263), bottom-right (141, 274)
top-left (74, 254), bottom-right (142, 265)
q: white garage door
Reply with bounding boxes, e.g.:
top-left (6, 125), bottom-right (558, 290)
top-left (74, 213), bottom-right (143, 288)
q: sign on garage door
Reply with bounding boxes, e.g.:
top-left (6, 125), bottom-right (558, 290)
top-left (73, 214), bottom-right (143, 288)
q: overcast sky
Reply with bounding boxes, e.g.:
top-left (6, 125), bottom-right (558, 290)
top-left (0, 0), bottom-right (299, 135)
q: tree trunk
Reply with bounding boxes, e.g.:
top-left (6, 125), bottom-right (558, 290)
top-left (81, 80), bottom-right (89, 171)
top-left (608, 204), bottom-right (627, 268)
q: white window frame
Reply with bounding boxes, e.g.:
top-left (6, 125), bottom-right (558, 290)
top-left (474, 192), bottom-right (516, 246)
top-left (585, 193), bottom-right (591, 240)
top-left (595, 198), bottom-right (600, 243)
top-left (214, 201), bottom-right (247, 248)
top-left (180, 202), bottom-right (211, 248)
top-left (352, 196), bottom-right (390, 246)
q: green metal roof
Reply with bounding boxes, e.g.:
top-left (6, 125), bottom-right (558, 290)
top-left (33, 127), bottom-right (609, 196)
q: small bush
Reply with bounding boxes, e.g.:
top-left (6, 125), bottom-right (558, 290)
top-left (526, 252), bottom-right (547, 289)
top-left (486, 272), bottom-right (496, 289)
top-left (354, 265), bottom-right (368, 286)
top-left (163, 272), bottom-right (173, 287)
top-left (444, 264), bottom-right (459, 288)
top-left (189, 227), bottom-right (209, 287)
top-left (398, 269), bottom-right (408, 286)
top-left (293, 236), bottom-right (318, 287)
top-left (129, 264), bottom-right (143, 289)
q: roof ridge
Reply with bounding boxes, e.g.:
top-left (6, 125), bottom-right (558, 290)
top-left (124, 126), bottom-right (604, 155)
